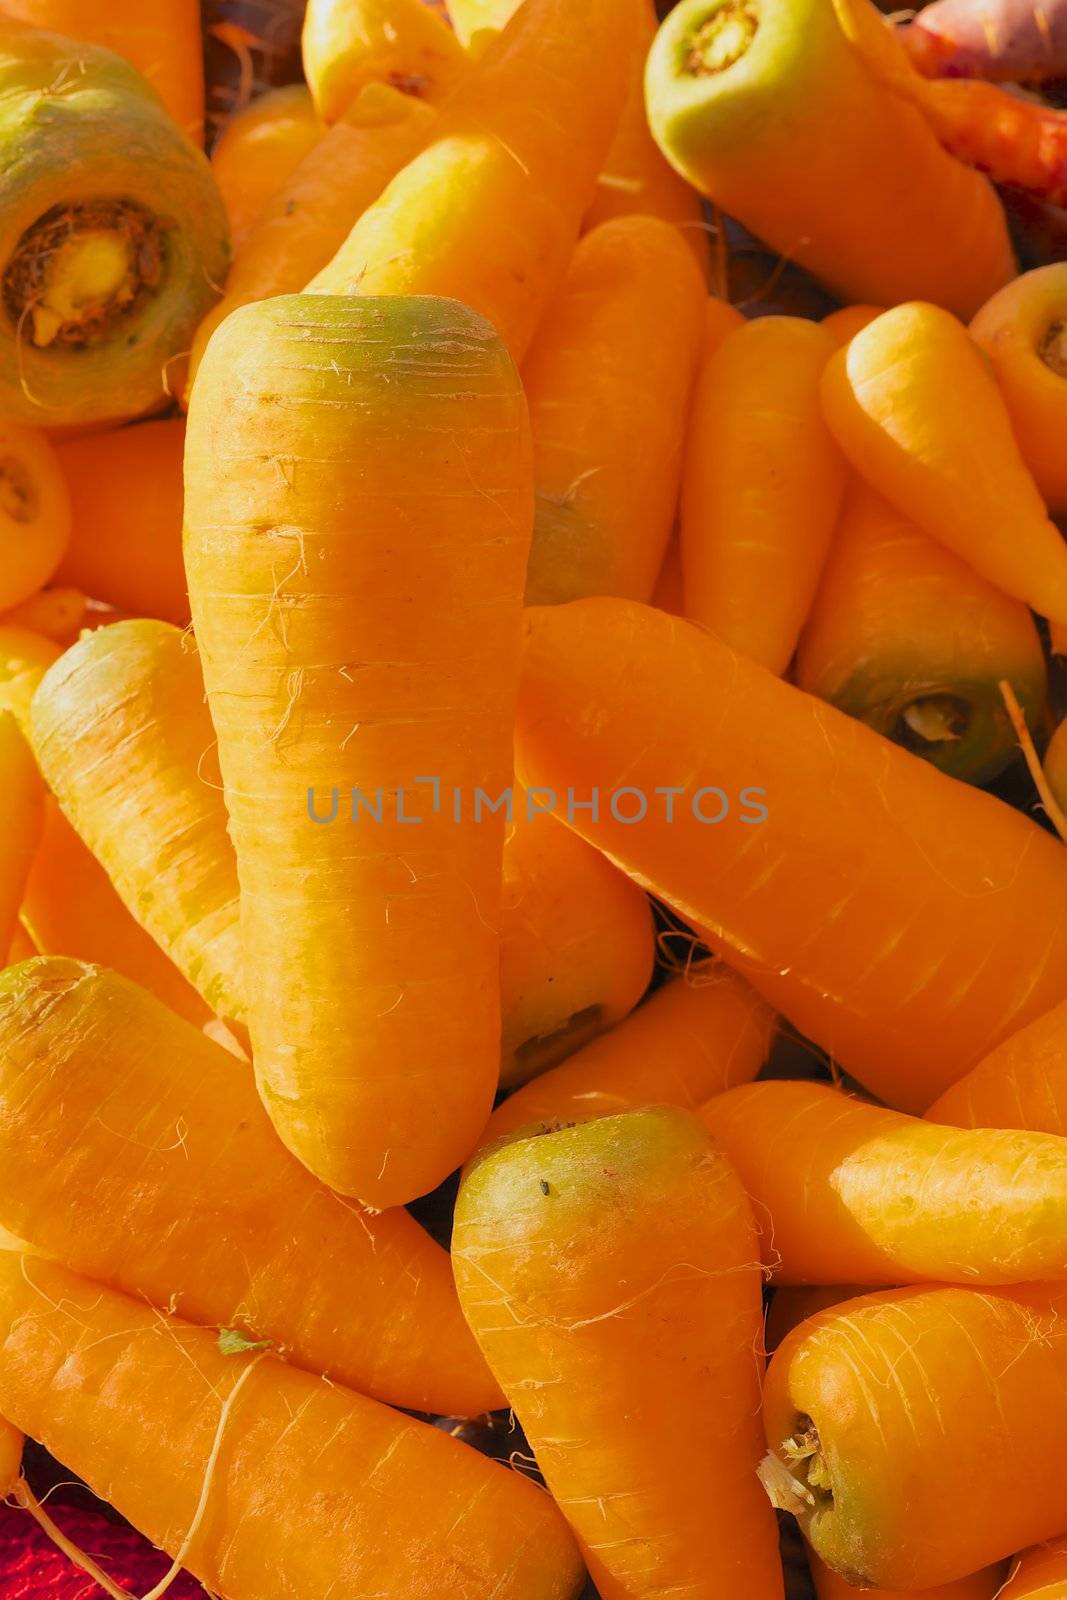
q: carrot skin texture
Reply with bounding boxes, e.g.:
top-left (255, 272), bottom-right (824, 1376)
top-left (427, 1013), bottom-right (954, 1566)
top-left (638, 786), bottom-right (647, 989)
top-left (52, 422), bottom-right (190, 625)
top-left (970, 264), bottom-right (1067, 513)
top-left (0, 716), bottom-right (42, 959)
top-left (307, 0), bottom-right (644, 361)
top-left (515, 598), bottom-right (1067, 1111)
top-left (185, 295), bottom-right (532, 1206)
top-left (681, 316), bottom-right (845, 674)
top-left (0, 0), bottom-right (205, 141)
top-left (20, 801), bottom-right (210, 1028)
top-left (701, 1078), bottom-right (1067, 1285)
top-left (764, 1284), bottom-right (1067, 1588)
top-left (523, 216), bottom-right (706, 605)
top-left (483, 963), bottom-right (775, 1148)
top-left (0, 1254), bottom-right (583, 1600)
top-left (31, 622), bottom-right (244, 1023)
top-left (646, 0), bottom-right (1014, 317)
top-left (209, 84), bottom-right (322, 250)
top-left (796, 482), bottom-right (1048, 785)
top-left (454, 1108), bottom-right (783, 1599)
top-left (1000, 1538), bottom-right (1067, 1598)
top-left (0, 957), bottom-right (502, 1415)
top-left (809, 1549), bottom-right (1006, 1600)
top-left (821, 302), bottom-right (1067, 623)
top-left (302, 0), bottom-right (467, 121)
top-left (926, 999), bottom-right (1067, 1133)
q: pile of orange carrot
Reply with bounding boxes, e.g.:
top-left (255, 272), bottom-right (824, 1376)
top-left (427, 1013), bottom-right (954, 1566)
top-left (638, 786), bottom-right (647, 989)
top-left (7, 1), bottom-right (1067, 1598)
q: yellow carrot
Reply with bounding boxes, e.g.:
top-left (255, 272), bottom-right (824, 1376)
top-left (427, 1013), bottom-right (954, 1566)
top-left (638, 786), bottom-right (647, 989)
top-left (302, 0), bottom-right (466, 121)
top-left (0, 714), bottom-right (41, 959)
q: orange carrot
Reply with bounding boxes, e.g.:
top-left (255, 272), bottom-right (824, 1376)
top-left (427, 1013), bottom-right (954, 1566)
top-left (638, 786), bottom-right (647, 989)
top-left (188, 85), bottom-right (437, 386)
top-left (483, 961), bottom-right (775, 1147)
top-left (0, 715), bottom-right (41, 959)
top-left (821, 302), bottom-right (1067, 623)
top-left (970, 264), bottom-right (1067, 513)
top-left (763, 1283), bottom-right (1067, 1587)
top-left (0, 422), bottom-right (70, 611)
top-left (701, 1077), bottom-right (1067, 1285)
top-left (0, 587), bottom-right (86, 644)
top-left (306, 0), bottom-right (644, 360)
top-left (523, 216), bottom-right (706, 605)
top-left (20, 799), bottom-right (210, 1027)
top-left (5, 920), bottom-right (36, 966)
top-left (926, 1000), bottom-right (1067, 1133)
top-left (185, 295), bottom-right (532, 1207)
top-left (681, 316), bottom-right (845, 674)
top-left (454, 1107), bottom-right (783, 1599)
top-left (52, 421), bottom-right (190, 624)
top-left (795, 482), bottom-right (1048, 784)
top-left (0, 1252), bottom-right (584, 1600)
top-left (302, 0), bottom-right (467, 120)
top-left (0, 0), bottom-right (205, 141)
top-left (515, 598), bottom-right (1067, 1111)
top-left (0, 956), bottom-right (503, 1415)
top-left (809, 1550), bottom-right (1006, 1600)
top-left (0, 623), bottom-right (60, 729)
top-left (1001, 1539), bottom-right (1067, 1598)
top-left (651, 536), bottom-right (685, 615)
top-left (210, 84), bottom-right (322, 249)
top-left (821, 305), bottom-right (884, 345)
top-left (500, 791), bottom-right (654, 1087)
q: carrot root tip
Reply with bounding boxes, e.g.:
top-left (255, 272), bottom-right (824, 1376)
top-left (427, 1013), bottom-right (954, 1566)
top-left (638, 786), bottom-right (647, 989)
top-left (1039, 318), bottom-right (1067, 377)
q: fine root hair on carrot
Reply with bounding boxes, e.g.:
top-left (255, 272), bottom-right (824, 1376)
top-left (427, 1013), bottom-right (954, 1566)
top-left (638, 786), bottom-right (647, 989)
top-left (1000, 677), bottom-right (1067, 842)
top-left (11, 1479), bottom-right (130, 1600)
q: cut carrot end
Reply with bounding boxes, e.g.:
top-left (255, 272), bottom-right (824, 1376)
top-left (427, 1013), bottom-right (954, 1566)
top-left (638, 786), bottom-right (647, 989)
top-left (685, 0), bottom-right (760, 75)
top-left (1039, 318), bottom-right (1067, 377)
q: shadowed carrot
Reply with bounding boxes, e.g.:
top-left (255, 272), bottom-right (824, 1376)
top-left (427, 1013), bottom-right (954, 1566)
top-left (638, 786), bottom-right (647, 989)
top-left (523, 216), bottom-right (706, 605)
top-left (483, 962), bottom-right (775, 1147)
top-left (186, 296), bottom-right (532, 1206)
top-left (796, 482), bottom-right (1048, 784)
top-left (0, 423), bottom-right (70, 611)
top-left (809, 1549), bottom-right (1006, 1600)
top-left (681, 316), bottom-right (845, 674)
top-left (0, 957), bottom-right (504, 1415)
top-left (701, 1078), bottom-right (1067, 1285)
top-left (1000, 1538), bottom-right (1067, 1598)
top-left (302, 0), bottom-right (467, 120)
top-left (20, 800), bottom-right (210, 1027)
top-left (307, 0), bottom-right (644, 360)
top-left (0, 716), bottom-right (41, 959)
top-left (0, 1253), bottom-right (584, 1600)
top-left (926, 1000), bottom-right (1067, 1132)
top-left (515, 598), bottom-right (1067, 1111)
top-left (646, 0), bottom-right (1014, 316)
top-left (651, 537), bottom-right (684, 614)
top-left (0, 588), bottom-right (86, 645)
top-left (5, 921), bottom-right (35, 966)
top-left (763, 1283), bottom-right (1067, 1588)
top-left (765, 1287), bottom-right (865, 1357)
top-left (821, 302), bottom-right (1067, 623)
top-left (210, 85), bottom-right (322, 248)
top-left (454, 1108), bottom-right (783, 1599)
top-left (970, 264), bottom-right (1067, 513)
top-left (53, 421), bottom-right (190, 624)
top-left (821, 306), bottom-right (883, 345)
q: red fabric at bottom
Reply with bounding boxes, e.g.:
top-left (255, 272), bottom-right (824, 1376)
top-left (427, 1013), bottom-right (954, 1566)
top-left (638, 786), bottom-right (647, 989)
top-left (0, 1501), bottom-right (206, 1598)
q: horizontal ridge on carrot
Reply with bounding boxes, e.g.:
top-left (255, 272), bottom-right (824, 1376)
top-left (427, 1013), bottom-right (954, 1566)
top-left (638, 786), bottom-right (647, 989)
top-left (185, 294), bottom-right (532, 1206)
top-left (701, 1078), bottom-right (1067, 1285)
top-left (0, 956), bottom-right (503, 1416)
top-left (515, 597), bottom-right (1067, 1110)
top-left (0, 1252), bottom-right (583, 1600)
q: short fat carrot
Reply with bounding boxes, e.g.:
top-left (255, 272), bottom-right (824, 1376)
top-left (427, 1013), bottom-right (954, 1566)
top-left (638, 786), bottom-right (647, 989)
top-left (646, 0), bottom-right (1015, 317)
top-left (523, 216), bottom-right (706, 606)
top-left (701, 1078), bottom-right (1067, 1285)
top-left (307, 0), bottom-right (644, 361)
top-left (515, 598), bottom-right (1067, 1111)
top-left (0, 957), bottom-right (502, 1416)
top-left (0, 0), bottom-right (205, 141)
top-left (454, 1108), bottom-right (783, 1600)
top-left (209, 84), bottom-right (322, 250)
top-left (52, 420), bottom-right (190, 624)
top-left (763, 1283), bottom-right (1067, 1587)
top-left (0, 715), bottom-right (41, 959)
top-left (809, 1550), bottom-right (1007, 1600)
top-left (970, 264), bottom-right (1067, 513)
top-left (500, 791), bottom-right (654, 1088)
top-left (0, 1253), bottom-right (583, 1600)
top-left (796, 482), bottom-right (1048, 784)
top-left (926, 1000), bottom-right (1067, 1133)
top-left (302, 0), bottom-right (467, 121)
top-left (0, 422), bottom-right (70, 611)
top-left (681, 315), bottom-right (845, 674)
top-left (1000, 1539), bottom-right (1067, 1598)
top-left (187, 85), bottom-right (437, 388)
top-left (821, 302), bottom-right (1067, 624)
top-left (186, 296), bottom-right (532, 1207)
top-left (483, 961), bottom-right (775, 1147)
top-left (31, 621), bottom-right (244, 1024)
top-left (20, 800), bottom-right (211, 1027)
